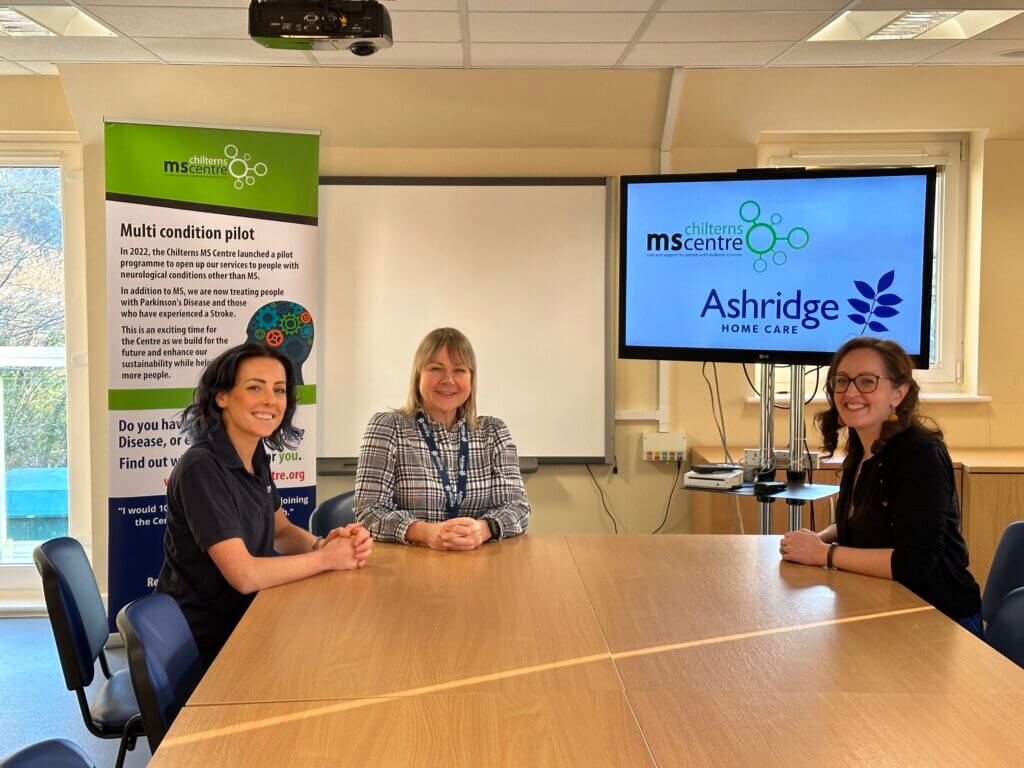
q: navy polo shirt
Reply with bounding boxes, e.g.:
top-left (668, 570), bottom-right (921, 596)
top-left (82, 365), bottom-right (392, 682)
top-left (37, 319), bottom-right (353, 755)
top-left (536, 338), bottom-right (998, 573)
top-left (156, 424), bottom-right (281, 665)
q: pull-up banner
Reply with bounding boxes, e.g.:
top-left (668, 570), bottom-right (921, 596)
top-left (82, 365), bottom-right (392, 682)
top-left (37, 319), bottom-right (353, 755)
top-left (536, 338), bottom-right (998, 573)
top-left (105, 120), bottom-right (319, 630)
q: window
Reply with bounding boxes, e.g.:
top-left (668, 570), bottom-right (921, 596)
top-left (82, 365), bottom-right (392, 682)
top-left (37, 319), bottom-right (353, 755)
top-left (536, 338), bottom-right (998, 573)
top-left (758, 134), bottom-right (968, 392)
top-left (0, 134), bottom-right (87, 590)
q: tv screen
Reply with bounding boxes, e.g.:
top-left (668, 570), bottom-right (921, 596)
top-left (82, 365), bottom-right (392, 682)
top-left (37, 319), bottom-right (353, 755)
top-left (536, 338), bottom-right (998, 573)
top-left (619, 168), bottom-right (936, 368)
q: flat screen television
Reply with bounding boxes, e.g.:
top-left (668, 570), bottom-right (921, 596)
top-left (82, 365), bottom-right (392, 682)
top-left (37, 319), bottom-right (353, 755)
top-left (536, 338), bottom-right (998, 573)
top-left (619, 167), bottom-right (936, 368)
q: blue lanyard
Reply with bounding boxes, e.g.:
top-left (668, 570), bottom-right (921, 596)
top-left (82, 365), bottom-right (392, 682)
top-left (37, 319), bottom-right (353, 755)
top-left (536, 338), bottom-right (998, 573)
top-left (415, 411), bottom-right (470, 519)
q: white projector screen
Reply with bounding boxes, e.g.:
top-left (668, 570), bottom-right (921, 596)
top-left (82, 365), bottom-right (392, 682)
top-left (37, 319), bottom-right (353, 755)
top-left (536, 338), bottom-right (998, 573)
top-left (316, 178), bottom-right (611, 462)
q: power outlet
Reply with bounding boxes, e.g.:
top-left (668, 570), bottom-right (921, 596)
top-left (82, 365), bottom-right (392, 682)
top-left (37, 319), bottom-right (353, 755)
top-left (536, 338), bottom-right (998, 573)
top-left (643, 432), bottom-right (687, 462)
top-left (742, 448), bottom-right (820, 469)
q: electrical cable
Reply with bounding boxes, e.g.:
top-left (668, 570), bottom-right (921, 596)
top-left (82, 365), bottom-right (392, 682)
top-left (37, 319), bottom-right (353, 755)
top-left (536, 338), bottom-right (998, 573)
top-left (586, 463), bottom-right (619, 534)
top-left (653, 460), bottom-right (683, 534)
top-left (702, 362), bottom-right (734, 464)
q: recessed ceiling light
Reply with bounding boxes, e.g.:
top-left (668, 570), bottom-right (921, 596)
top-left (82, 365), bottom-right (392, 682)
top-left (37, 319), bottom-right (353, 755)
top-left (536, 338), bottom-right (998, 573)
top-left (810, 9), bottom-right (1023, 42)
top-left (866, 11), bottom-right (961, 41)
top-left (0, 5), bottom-right (116, 37)
top-left (0, 7), bottom-right (54, 36)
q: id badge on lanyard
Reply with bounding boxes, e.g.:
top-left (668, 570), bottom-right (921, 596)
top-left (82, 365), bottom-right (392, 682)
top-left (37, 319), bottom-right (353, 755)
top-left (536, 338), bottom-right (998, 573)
top-left (415, 412), bottom-right (470, 519)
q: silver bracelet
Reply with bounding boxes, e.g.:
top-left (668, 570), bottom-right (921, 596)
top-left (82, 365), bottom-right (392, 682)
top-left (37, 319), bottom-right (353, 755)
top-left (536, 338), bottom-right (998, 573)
top-left (311, 535), bottom-right (323, 552)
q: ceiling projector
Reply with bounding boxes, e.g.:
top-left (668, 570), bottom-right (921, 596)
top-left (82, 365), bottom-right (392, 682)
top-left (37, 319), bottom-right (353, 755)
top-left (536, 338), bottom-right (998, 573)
top-left (250, 0), bottom-right (393, 56)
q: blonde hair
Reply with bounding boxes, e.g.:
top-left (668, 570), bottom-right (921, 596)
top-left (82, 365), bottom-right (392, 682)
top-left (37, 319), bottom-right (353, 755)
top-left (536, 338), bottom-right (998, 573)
top-left (401, 327), bottom-right (478, 430)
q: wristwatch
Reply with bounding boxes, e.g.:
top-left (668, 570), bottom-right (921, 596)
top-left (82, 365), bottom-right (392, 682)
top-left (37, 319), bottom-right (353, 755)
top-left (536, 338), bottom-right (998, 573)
top-left (486, 518), bottom-right (501, 541)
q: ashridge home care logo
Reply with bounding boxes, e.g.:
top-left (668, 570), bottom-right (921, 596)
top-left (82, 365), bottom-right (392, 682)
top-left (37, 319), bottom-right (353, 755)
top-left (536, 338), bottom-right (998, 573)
top-left (644, 200), bottom-right (809, 273)
top-left (699, 271), bottom-right (902, 338)
top-left (162, 144), bottom-right (269, 190)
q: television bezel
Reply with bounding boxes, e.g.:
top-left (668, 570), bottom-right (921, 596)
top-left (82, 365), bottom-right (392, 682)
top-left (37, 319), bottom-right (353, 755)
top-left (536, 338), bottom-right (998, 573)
top-left (618, 166), bottom-right (937, 369)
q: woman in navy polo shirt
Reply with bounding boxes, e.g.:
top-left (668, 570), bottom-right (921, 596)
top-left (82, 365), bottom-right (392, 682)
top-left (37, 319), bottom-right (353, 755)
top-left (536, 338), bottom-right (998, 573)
top-left (780, 338), bottom-right (981, 634)
top-left (157, 343), bottom-right (372, 664)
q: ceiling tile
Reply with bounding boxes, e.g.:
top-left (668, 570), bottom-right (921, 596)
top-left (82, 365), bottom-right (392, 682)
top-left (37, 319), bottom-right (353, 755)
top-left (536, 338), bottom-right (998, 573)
top-left (978, 14), bottom-right (1024, 39)
top-left (854, 0), bottom-right (1024, 9)
top-left (80, 1), bottom-right (248, 6)
top-left (470, 12), bottom-right (645, 42)
top-left (643, 11), bottom-right (833, 42)
top-left (0, 36), bottom-right (159, 62)
top-left (0, 61), bottom-right (33, 74)
top-left (83, 7), bottom-right (248, 39)
top-left (922, 38), bottom-right (1024, 64)
top-left (134, 37), bottom-right (313, 65)
top-left (15, 60), bottom-right (60, 74)
top-left (385, 0), bottom-right (458, 8)
top-left (313, 41), bottom-right (463, 66)
top-left (661, 1), bottom-right (846, 9)
top-left (470, 1), bottom-right (654, 10)
top-left (390, 11), bottom-right (461, 42)
top-left (770, 39), bottom-right (959, 66)
top-left (471, 42), bottom-right (626, 66)
top-left (624, 41), bottom-right (789, 66)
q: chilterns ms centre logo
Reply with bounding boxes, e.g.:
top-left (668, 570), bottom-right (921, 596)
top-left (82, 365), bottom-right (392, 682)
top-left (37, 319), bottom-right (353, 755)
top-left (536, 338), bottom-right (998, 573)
top-left (162, 144), bottom-right (268, 190)
top-left (643, 199), bottom-right (809, 273)
top-left (739, 200), bottom-right (809, 273)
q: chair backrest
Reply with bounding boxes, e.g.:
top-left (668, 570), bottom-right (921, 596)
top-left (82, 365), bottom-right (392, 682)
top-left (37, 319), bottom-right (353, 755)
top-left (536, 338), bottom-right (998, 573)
top-left (33, 538), bottom-right (109, 691)
top-left (0, 739), bottom-right (95, 768)
top-left (117, 594), bottom-right (205, 753)
top-left (308, 490), bottom-right (356, 537)
top-left (985, 586), bottom-right (1024, 669)
top-left (982, 521), bottom-right (1024, 623)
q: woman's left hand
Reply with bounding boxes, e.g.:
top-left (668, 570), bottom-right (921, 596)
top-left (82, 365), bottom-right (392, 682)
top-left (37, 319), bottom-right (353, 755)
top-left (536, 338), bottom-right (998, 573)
top-left (780, 528), bottom-right (829, 567)
top-left (440, 518), bottom-right (490, 551)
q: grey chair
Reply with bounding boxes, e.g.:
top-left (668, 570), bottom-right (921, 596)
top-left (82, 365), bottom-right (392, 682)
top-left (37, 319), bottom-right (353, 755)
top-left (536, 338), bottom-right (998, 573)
top-left (0, 739), bottom-right (94, 768)
top-left (308, 491), bottom-right (356, 537)
top-left (33, 538), bottom-right (144, 768)
top-left (983, 521), bottom-right (1024, 668)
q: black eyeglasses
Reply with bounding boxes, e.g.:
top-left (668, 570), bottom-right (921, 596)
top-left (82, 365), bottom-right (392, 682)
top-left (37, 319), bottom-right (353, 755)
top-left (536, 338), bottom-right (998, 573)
top-left (830, 373), bottom-right (896, 393)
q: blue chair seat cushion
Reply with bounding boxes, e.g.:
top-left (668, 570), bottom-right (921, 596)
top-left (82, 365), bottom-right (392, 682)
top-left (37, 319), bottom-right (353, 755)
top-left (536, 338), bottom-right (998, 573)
top-left (0, 739), bottom-right (95, 768)
top-left (88, 668), bottom-right (139, 730)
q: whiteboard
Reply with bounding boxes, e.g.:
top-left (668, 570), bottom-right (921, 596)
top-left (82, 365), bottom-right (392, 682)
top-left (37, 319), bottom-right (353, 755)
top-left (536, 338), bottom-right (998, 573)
top-left (316, 178), bottom-right (611, 461)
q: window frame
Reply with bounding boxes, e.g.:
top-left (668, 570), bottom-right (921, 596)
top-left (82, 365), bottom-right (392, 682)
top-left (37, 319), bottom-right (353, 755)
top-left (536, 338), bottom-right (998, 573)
top-left (757, 133), bottom-right (968, 392)
top-left (0, 133), bottom-right (89, 594)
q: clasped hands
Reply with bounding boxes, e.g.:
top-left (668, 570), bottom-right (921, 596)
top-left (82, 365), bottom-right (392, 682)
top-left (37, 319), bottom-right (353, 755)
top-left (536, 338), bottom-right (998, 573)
top-left (418, 518), bottom-right (491, 551)
top-left (779, 528), bottom-right (828, 567)
top-left (318, 522), bottom-right (373, 569)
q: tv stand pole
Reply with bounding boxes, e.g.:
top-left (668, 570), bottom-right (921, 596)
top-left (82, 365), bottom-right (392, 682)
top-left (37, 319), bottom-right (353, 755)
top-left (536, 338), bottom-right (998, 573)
top-left (787, 364), bottom-right (807, 532)
top-left (757, 364), bottom-right (775, 535)
top-left (757, 363), bottom-right (809, 534)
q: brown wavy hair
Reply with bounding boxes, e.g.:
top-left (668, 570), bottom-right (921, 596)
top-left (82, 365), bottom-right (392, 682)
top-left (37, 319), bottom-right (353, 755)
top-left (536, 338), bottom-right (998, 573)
top-left (815, 337), bottom-right (941, 464)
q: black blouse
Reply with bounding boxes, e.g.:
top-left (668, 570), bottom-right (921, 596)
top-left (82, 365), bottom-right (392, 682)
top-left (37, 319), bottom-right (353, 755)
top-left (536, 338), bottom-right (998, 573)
top-left (836, 426), bottom-right (980, 620)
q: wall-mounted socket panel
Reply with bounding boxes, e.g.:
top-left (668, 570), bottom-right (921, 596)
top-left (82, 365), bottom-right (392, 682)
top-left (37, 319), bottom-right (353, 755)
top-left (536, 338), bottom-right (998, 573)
top-left (643, 431), bottom-right (687, 462)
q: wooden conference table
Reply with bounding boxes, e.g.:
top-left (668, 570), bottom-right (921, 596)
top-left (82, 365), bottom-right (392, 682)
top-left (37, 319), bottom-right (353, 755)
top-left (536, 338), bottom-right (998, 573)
top-left (149, 535), bottom-right (1024, 767)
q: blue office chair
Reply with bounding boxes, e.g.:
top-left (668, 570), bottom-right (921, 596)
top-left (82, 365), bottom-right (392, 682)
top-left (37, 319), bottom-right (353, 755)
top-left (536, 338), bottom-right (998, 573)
top-left (33, 538), bottom-right (143, 768)
top-left (985, 586), bottom-right (1024, 668)
top-left (308, 490), bottom-right (356, 537)
top-left (982, 521), bottom-right (1024, 625)
top-left (117, 594), bottom-right (205, 753)
top-left (0, 739), bottom-right (94, 768)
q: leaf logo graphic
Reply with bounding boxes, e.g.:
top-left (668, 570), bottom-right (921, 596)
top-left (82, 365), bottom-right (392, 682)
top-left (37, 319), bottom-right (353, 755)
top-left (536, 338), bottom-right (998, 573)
top-left (847, 270), bottom-right (902, 335)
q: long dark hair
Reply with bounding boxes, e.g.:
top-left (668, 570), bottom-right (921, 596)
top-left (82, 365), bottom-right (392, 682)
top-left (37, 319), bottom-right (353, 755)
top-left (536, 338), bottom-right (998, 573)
top-left (815, 337), bottom-right (941, 464)
top-left (180, 343), bottom-right (303, 451)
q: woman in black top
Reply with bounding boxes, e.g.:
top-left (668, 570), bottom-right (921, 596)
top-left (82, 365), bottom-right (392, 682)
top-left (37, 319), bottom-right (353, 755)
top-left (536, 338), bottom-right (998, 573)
top-left (157, 343), bottom-right (372, 664)
top-left (780, 337), bottom-right (982, 634)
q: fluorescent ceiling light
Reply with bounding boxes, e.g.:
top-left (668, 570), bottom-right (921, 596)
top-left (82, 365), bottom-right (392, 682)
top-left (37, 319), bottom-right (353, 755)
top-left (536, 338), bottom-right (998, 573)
top-left (0, 5), bottom-right (116, 37)
top-left (810, 9), bottom-right (1022, 42)
top-left (866, 11), bottom-right (961, 41)
top-left (0, 7), bottom-right (54, 36)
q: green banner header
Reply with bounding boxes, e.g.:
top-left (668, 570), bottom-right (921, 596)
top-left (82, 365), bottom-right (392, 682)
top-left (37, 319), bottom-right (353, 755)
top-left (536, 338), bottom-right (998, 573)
top-left (105, 122), bottom-right (319, 218)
